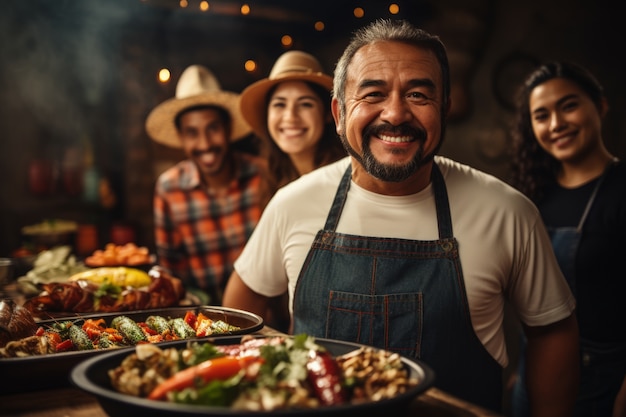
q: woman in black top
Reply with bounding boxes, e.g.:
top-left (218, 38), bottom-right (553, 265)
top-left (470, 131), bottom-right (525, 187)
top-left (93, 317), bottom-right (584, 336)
top-left (509, 61), bottom-right (626, 417)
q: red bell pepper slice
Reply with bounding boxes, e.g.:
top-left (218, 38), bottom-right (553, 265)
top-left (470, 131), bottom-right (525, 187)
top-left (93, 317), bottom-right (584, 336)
top-left (183, 311), bottom-right (197, 328)
top-left (194, 313), bottom-right (213, 337)
top-left (306, 350), bottom-right (348, 405)
top-left (147, 355), bottom-right (261, 400)
top-left (55, 339), bottom-right (74, 352)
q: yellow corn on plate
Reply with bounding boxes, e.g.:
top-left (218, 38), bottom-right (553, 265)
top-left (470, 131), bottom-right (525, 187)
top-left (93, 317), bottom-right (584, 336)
top-left (69, 267), bottom-right (152, 288)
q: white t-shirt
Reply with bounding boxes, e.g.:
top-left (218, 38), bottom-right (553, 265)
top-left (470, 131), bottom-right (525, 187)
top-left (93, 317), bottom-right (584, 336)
top-left (234, 156), bottom-right (575, 366)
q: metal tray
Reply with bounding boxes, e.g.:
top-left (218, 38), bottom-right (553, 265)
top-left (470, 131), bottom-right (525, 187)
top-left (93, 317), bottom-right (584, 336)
top-left (0, 306), bottom-right (263, 394)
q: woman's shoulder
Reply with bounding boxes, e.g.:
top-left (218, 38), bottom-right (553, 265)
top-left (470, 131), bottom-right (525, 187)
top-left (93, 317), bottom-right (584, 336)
top-left (600, 159), bottom-right (626, 196)
top-left (609, 159), bottom-right (626, 177)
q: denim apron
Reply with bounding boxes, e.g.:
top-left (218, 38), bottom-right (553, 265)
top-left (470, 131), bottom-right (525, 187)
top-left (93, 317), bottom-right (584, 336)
top-left (293, 163), bottom-right (503, 411)
top-left (547, 164), bottom-right (609, 294)
top-left (513, 160), bottom-right (626, 417)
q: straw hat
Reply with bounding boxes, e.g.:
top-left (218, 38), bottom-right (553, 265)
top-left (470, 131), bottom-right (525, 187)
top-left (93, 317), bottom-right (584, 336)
top-left (146, 65), bottom-right (251, 148)
top-left (239, 50), bottom-right (333, 141)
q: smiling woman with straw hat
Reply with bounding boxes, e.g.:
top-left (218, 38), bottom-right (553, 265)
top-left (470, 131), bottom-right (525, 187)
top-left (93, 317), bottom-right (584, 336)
top-left (146, 65), bottom-right (264, 305)
top-left (238, 51), bottom-right (346, 331)
top-left (239, 50), bottom-right (346, 209)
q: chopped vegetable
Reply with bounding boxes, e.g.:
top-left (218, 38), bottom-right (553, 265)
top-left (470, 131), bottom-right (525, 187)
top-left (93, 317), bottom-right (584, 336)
top-left (306, 349), bottom-right (347, 405)
top-left (148, 355), bottom-right (261, 400)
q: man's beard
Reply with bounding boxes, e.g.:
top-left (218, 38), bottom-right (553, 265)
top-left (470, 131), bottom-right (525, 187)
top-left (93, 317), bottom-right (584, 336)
top-left (339, 122), bottom-right (436, 182)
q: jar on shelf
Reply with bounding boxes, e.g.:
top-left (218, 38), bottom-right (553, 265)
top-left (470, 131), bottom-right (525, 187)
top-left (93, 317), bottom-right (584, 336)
top-left (76, 224), bottom-right (99, 256)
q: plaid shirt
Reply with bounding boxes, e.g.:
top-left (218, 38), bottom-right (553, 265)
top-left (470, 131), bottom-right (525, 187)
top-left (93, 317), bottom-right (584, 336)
top-left (153, 153), bottom-right (263, 304)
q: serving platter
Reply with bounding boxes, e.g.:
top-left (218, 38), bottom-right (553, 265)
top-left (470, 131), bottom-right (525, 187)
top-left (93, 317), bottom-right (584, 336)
top-left (70, 335), bottom-right (435, 417)
top-left (0, 306), bottom-right (263, 394)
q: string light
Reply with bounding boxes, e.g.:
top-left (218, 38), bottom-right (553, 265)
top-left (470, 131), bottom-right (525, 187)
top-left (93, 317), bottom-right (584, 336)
top-left (244, 60), bottom-right (256, 72)
top-left (146, 1), bottom-right (413, 84)
top-left (158, 68), bottom-right (171, 83)
top-left (281, 35), bottom-right (293, 47)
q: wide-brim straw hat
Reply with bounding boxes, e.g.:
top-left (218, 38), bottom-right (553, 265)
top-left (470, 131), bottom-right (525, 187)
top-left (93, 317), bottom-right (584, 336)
top-left (239, 50), bottom-right (333, 141)
top-left (146, 65), bottom-right (251, 148)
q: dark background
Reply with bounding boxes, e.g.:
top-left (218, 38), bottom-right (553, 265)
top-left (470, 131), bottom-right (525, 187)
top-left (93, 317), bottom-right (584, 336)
top-left (1, 2), bottom-right (622, 413)
top-left (1, 0), bottom-right (624, 256)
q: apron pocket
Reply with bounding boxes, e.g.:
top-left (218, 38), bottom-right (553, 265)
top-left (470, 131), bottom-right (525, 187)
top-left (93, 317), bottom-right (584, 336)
top-left (327, 290), bottom-right (422, 357)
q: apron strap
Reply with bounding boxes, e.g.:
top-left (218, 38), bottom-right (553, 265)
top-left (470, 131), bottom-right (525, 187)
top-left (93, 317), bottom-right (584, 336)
top-left (576, 158), bottom-right (618, 232)
top-left (431, 163), bottom-right (454, 239)
top-left (323, 165), bottom-right (352, 231)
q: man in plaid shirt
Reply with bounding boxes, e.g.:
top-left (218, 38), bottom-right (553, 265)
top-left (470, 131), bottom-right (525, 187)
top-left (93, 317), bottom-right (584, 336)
top-left (146, 65), bottom-right (264, 305)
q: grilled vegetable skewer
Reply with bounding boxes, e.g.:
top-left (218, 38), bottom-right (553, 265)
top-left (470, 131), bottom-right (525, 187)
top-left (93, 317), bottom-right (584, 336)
top-left (146, 315), bottom-right (171, 334)
top-left (112, 316), bottom-right (148, 344)
top-left (68, 323), bottom-right (95, 351)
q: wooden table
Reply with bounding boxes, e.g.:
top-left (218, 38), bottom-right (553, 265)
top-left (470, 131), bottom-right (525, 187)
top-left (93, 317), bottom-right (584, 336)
top-left (0, 385), bottom-right (503, 417)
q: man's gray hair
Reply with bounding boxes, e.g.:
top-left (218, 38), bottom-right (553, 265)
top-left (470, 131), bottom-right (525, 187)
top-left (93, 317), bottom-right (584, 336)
top-left (332, 19), bottom-right (451, 123)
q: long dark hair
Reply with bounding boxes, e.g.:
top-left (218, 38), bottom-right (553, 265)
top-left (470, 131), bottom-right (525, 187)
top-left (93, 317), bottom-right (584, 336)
top-left (509, 61), bottom-right (605, 202)
top-left (259, 81), bottom-right (346, 209)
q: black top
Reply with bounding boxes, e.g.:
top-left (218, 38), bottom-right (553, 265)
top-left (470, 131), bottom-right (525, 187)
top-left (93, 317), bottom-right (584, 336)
top-left (538, 161), bottom-right (626, 343)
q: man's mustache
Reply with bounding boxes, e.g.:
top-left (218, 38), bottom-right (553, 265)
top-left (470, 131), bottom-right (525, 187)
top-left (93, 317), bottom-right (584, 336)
top-left (362, 123), bottom-right (427, 142)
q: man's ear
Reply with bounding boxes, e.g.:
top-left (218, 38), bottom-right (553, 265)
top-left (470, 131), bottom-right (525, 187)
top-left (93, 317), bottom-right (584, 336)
top-left (331, 97), bottom-right (342, 135)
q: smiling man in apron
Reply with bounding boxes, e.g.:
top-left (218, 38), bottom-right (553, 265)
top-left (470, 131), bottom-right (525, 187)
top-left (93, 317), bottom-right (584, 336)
top-left (223, 19), bottom-right (579, 416)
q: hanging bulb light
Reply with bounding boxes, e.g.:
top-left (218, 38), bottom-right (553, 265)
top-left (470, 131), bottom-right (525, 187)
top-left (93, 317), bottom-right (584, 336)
top-left (281, 35), bottom-right (293, 47)
top-left (158, 68), bottom-right (171, 84)
top-left (244, 59), bottom-right (257, 72)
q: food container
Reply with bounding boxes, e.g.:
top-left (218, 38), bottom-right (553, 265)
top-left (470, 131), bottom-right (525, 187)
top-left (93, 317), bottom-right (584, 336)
top-left (70, 335), bottom-right (436, 417)
top-left (0, 306), bottom-right (263, 394)
top-left (21, 219), bottom-right (78, 249)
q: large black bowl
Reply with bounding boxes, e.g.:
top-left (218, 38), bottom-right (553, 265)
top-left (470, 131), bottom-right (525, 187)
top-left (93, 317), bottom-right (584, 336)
top-left (70, 335), bottom-right (435, 417)
top-left (0, 306), bottom-right (263, 394)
